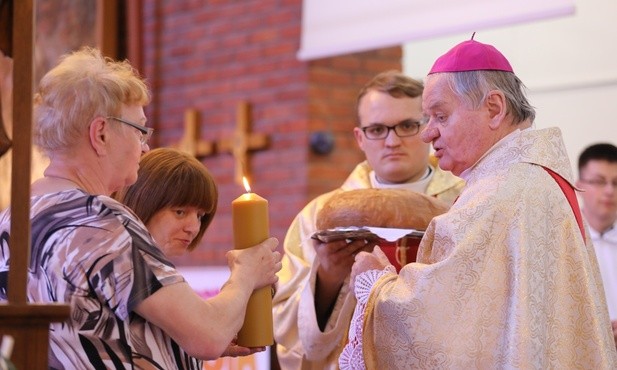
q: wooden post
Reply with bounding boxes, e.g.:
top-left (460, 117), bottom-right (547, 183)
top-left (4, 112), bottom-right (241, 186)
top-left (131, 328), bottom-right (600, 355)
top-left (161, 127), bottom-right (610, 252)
top-left (0, 1), bottom-right (70, 369)
top-left (126, 0), bottom-right (143, 72)
top-left (8, 0), bottom-right (33, 307)
top-left (96, 0), bottom-right (119, 58)
top-left (0, 305), bottom-right (72, 369)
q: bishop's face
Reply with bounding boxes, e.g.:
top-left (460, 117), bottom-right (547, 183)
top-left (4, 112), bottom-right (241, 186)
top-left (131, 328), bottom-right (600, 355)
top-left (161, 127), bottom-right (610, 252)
top-left (354, 90), bottom-right (430, 184)
top-left (421, 74), bottom-right (495, 177)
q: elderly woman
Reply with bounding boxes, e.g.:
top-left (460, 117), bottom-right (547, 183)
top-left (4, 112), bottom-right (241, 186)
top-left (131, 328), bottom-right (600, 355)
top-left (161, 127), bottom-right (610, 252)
top-left (0, 47), bottom-right (281, 369)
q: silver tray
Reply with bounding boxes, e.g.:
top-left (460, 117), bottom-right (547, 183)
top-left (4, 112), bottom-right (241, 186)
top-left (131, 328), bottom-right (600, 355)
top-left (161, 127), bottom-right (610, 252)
top-left (311, 226), bottom-right (425, 243)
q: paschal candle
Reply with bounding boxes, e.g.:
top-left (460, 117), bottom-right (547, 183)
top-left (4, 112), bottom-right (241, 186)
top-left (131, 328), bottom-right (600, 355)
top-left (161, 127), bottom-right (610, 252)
top-left (231, 178), bottom-right (273, 347)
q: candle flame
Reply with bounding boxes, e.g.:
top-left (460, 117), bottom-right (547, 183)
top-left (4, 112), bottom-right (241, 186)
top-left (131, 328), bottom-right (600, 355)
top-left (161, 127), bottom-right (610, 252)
top-left (242, 176), bottom-right (252, 193)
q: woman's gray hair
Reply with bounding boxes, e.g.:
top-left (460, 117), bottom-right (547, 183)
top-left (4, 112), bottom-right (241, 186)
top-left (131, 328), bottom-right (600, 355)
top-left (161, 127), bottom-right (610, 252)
top-left (33, 47), bottom-right (150, 155)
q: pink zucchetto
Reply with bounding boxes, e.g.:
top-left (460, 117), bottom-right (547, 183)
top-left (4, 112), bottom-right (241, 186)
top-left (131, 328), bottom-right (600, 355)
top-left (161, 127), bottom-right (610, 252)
top-left (428, 33), bottom-right (514, 74)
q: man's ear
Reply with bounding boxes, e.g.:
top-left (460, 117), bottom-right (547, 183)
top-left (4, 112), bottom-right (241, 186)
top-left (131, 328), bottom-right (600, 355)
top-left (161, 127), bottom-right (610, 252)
top-left (486, 90), bottom-right (507, 130)
top-left (89, 117), bottom-right (108, 156)
top-left (353, 126), bottom-right (365, 150)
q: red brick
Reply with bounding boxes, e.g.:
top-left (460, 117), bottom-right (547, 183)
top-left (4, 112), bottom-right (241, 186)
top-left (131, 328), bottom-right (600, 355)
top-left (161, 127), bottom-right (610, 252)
top-left (140, 0), bottom-right (401, 267)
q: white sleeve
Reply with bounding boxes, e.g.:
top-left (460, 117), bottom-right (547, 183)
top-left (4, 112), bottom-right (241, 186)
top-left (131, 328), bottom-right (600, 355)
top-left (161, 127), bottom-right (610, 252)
top-left (338, 266), bottom-right (396, 370)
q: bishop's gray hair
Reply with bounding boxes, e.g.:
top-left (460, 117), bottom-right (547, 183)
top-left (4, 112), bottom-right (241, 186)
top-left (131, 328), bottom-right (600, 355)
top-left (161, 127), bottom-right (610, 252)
top-left (429, 70), bottom-right (536, 125)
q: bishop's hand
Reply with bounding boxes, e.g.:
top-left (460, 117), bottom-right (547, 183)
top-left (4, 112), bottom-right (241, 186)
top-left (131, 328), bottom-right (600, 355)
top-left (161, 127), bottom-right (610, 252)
top-left (350, 246), bottom-right (391, 294)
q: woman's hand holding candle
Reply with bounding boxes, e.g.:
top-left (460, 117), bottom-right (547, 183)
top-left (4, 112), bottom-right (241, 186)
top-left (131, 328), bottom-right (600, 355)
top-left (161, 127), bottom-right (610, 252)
top-left (225, 237), bottom-right (281, 291)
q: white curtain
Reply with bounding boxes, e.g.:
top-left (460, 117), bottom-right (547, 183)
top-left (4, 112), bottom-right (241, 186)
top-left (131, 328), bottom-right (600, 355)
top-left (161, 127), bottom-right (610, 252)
top-left (298, 0), bottom-right (575, 61)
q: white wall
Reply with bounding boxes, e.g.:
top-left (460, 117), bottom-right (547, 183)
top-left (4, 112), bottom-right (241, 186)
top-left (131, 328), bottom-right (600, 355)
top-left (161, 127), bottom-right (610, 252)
top-left (403, 0), bottom-right (617, 175)
top-left (297, 0), bottom-right (574, 60)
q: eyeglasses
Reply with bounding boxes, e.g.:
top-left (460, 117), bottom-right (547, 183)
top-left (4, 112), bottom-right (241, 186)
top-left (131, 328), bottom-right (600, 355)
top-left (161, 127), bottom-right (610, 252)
top-left (580, 178), bottom-right (617, 189)
top-left (107, 116), bottom-right (153, 145)
top-left (360, 119), bottom-right (424, 140)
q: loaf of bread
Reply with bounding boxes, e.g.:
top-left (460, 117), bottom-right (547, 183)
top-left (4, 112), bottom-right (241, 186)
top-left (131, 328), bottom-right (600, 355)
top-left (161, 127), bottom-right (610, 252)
top-left (316, 188), bottom-right (449, 231)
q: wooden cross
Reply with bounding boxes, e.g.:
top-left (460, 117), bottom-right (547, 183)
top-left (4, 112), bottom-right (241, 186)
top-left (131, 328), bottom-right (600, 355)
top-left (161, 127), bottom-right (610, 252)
top-left (217, 101), bottom-right (269, 185)
top-left (175, 109), bottom-right (214, 157)
top-left (176, 102), bottom-right (269, 185)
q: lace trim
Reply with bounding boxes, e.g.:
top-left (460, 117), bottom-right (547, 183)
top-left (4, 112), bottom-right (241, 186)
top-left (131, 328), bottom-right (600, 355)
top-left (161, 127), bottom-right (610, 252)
top-left (339, 267), bottom-right (395, 369)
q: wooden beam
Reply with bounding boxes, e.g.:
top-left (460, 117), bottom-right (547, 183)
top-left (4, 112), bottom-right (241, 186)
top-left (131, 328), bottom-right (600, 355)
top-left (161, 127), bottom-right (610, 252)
top-left (1, 2), bottom-right (70, 369)
top-left (126, 0), bottom-right (143, 71)
top-left (8, 0), bottom-right (33, 305)
top-left (0, 304), bottom-right (71, 369)
top-left (96, 0), bottom-right (119, 58)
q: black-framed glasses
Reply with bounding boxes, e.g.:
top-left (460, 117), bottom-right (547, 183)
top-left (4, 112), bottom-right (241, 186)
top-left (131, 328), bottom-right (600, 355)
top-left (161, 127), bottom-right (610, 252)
top-left (360, 119), bottom-right (424, 140)
top-left (107, 116), bottom-right (153, 145)
top-left (580, 178), bottom-right (617, 189)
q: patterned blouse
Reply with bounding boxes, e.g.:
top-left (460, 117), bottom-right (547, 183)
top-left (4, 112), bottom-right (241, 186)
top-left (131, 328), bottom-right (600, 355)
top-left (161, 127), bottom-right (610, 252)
top-left (0, 189), bottom-right (201, 369)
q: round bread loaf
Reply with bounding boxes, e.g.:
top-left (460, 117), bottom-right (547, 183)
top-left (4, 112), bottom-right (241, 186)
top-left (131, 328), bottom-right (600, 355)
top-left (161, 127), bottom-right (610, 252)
top-left (316, 188), bottom-right (449, 230)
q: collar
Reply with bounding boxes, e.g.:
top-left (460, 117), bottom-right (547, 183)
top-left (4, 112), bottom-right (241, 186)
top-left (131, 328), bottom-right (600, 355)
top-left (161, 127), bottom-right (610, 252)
top-left (369, 166), bottom-right (433, 193)
top-left (589, 222), bottom-right (617, 243)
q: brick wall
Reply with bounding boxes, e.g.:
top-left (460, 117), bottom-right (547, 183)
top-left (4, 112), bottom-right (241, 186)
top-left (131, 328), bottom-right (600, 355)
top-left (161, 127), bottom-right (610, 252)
top-left (140, 0), bottom-right (401, 266)
top-left (307, 48), bottom-right (403, 200)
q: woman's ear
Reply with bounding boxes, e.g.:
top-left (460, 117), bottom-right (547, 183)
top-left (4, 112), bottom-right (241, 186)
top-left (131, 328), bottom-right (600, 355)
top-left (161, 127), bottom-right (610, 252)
top-left (89, 117), bottom-right (108, 156)
top-left (486, 90), bottom-right (507, 130)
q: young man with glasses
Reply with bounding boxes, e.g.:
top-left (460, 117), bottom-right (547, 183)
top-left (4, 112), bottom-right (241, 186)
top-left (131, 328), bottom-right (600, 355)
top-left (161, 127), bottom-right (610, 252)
top-left (577, 142), bottom-right (617, 348)
top-left (272, 70), bottom-right (464, 370)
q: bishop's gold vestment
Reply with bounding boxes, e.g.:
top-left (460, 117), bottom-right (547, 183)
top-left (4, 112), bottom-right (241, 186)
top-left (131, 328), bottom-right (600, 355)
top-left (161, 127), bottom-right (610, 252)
top-left (342, 128), bottom-right (617, 369)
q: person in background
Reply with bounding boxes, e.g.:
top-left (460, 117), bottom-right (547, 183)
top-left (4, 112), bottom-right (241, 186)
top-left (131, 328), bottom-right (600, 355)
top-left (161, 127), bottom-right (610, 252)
top-left (576, 142), bottom-right (617, 348)
top-left (0, 47), bottom-right (281, 369)
top-left (114, 147), bottom-right (218, 258)
top-left (273, 70), bottom-right (464, 369)
top-left (113, 146), bottom-right (242, 368)
top-left (342, 36), bottom-right (617, 369)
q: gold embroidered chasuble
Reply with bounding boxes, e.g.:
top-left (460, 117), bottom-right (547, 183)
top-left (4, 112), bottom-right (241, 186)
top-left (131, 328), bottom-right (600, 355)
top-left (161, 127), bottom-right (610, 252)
top-left (352, 127), bottom-right (616, 369)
